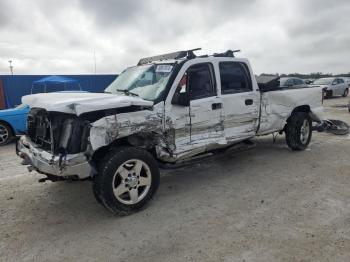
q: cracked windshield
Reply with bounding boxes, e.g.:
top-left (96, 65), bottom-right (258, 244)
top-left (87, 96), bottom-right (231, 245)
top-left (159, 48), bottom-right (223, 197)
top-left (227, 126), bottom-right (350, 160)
top-left (105, 64), bottom-right (174, 101)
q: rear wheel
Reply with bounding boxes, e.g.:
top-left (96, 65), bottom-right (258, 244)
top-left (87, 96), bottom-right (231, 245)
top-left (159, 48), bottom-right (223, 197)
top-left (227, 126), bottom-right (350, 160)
top-left (93, 146), bottom-right (160, 215)
top-left (285, 112), bottom-right (312, 151)
top-left (0, 122), bottom-right (13, 146)
top-left (343, 88), bottom-right (348, 97)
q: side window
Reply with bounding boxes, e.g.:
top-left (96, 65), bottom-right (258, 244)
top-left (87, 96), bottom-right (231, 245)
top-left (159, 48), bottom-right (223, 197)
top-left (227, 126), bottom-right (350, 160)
top-left (338, 78), bottom-right (344, 84)
top-left (187, 63), bottom-right (216, 100)
top-left (294, 78), bottom-right (304, 85)
top-left (286, 79), bottom-right (295, 86)
top-left (219, 62), bottom-right (252, 94)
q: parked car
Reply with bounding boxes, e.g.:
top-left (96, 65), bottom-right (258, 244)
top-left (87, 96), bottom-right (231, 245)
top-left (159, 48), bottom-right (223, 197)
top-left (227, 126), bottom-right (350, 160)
top-left (17, 49), bottom-right (324, 215)
top-left (279, 77), bottom-right (307, 88)
top-left (0, 104), bottom-right (29, 145)
top-left (312, 77), bottom-right (349, 98)
top-left (305, 79), bottom-right (316, 85)
top-left (342, 77), bottom-right (350, 87)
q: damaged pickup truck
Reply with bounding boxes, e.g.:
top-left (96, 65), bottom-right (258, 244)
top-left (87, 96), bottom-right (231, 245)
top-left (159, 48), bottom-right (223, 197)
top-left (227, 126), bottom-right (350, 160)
top-left (17, 49), bottom-right (323, 215)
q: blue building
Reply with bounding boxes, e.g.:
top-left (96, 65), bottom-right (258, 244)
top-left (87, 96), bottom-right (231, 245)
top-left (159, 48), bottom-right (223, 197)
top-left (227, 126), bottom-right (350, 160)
top-left (0, 74), bottom-right (117, 109)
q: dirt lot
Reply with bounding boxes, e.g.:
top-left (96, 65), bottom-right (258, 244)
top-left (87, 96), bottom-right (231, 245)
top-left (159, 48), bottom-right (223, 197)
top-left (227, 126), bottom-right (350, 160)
top-left (0, 97), bottom-right (350, 262)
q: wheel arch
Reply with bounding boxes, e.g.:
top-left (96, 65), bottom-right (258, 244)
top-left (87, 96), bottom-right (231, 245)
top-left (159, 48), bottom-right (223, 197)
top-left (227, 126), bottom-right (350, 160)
top-left (0, 119), bottom-right (15, 135)
top-left (291, 105), bottom-right (311, 114)
top-left (91, 132), bottom-right (158, 166)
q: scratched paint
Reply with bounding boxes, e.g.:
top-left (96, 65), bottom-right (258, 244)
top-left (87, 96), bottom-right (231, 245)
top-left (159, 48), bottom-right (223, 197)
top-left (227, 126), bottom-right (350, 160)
top-left (257, 86), bottom-right (324, 135)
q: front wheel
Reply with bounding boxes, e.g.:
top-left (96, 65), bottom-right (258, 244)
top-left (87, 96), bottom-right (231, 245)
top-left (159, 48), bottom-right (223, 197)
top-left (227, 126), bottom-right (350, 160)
top-left (285, 112), bottom-right (312, 151)
top-left (0, 122), bottom-right (13, 146)
top-left (93, 146), bottom-right (160, 215)
top-left (343, 88), bottom-right (348, 97)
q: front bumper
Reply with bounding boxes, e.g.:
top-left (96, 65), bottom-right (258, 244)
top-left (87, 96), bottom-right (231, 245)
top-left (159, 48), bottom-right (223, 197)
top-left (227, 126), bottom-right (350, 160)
top-left (16, 136), bottom-right (94, 179)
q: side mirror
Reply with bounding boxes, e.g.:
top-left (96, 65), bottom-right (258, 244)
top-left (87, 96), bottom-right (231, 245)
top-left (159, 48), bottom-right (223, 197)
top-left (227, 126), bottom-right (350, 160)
top-left (332, 81), bottom-right (337, 85)
top-left (172, 86), bottom-right (189, 106)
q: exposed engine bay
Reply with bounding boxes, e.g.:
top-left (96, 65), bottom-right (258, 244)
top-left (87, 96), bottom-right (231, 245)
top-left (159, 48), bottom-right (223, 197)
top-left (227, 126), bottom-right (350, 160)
top-left (27, 108), bottom-right (90, 155)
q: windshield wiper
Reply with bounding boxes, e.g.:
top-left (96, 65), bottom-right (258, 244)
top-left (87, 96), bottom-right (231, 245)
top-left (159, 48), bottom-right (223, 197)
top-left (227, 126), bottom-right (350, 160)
top-left (116, 89), bottom-right (139, 97)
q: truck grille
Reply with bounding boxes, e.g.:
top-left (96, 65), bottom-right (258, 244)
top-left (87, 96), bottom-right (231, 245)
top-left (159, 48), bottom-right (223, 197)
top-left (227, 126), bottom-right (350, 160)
top-left (27, 108), bottom-right (90, 154)
top-left (27, 108), bottom-right (52, 151)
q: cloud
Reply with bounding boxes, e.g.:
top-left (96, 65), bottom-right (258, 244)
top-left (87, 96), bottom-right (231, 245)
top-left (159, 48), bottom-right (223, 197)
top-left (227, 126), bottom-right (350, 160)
top-left (0, 0), bottom-right (349, 75)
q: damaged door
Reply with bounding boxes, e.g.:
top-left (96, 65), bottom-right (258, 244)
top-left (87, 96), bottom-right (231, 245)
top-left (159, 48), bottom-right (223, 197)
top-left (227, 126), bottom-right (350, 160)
top-left (187, 63), bottom-right (225, 149)
top-left (165, 62), bottom-right (224, 158)
top-left (218, 61), bottom-right (259, 141)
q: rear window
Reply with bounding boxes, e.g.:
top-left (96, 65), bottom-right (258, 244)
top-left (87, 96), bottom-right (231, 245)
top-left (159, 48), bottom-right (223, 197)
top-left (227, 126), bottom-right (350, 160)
top-left (219, 62), bottom-right (252, 94)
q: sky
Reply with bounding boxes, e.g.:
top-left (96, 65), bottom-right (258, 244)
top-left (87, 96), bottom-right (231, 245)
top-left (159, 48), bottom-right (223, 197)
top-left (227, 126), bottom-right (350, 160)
top-left (0, 0), bottom-right (350, 75)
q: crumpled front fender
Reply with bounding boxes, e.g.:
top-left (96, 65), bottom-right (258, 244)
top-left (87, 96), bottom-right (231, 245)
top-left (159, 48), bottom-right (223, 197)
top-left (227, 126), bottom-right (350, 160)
top-left (89, 110), bottom-right (163, 151)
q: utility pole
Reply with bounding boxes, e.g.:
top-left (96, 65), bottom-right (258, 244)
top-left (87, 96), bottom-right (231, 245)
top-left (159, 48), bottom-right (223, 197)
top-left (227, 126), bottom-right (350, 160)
top-left (8, 60), bottom-right (13, 76)
top-left (93, 49), bottom-right (97, 75)
top-left (93, 49), bottom-right (97, 90)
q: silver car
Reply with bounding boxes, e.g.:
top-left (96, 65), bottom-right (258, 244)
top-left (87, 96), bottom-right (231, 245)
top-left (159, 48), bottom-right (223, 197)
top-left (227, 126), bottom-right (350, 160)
top-left (279, 77), bottom-right (307, 88)
top-left (312, 77), bottom-right (349, 98)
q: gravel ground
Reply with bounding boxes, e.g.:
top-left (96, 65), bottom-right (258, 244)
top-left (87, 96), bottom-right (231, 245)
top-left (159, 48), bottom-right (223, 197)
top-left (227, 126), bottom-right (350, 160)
top-left (0, 97), bottom-right (350, 262)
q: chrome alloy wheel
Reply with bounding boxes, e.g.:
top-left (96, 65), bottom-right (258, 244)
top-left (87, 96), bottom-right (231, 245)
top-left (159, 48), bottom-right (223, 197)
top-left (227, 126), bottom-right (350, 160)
top-left (0, 124), bottom-right (9, 145)
top-left (300, 119), bottom-right (310, 145)
top-left (112, 159), bottom-right (152, 205)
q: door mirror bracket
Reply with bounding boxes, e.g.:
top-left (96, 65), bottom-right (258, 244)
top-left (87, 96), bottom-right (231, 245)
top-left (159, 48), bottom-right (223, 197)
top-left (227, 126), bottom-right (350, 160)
top-left (172, 86), bottom-right (190, 106)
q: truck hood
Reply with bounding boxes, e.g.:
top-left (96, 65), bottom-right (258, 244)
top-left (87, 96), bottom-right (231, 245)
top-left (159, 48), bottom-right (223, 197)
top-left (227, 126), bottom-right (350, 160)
top-left (22, 92), bottom-right (153, 116)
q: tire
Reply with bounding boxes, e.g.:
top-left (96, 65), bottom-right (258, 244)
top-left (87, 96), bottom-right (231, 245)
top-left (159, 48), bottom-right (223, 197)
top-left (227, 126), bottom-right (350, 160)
top-left (343, 88), bottom-right (348, 97)
top-left (0, 122), bottom-right (13, 146)
top-left (93, 146), bottom-right (160, 215)
top-left (285, 112), bottom-right (312, 151)
top-left (325, 90), bottom-right (332, 99)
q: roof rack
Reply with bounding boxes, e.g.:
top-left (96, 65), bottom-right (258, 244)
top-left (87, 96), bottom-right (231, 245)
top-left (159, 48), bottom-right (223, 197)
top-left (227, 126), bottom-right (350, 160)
top-left (213, 50), bottom-right (241, 57)
top-left (137, 48), bottom-right (201, 65)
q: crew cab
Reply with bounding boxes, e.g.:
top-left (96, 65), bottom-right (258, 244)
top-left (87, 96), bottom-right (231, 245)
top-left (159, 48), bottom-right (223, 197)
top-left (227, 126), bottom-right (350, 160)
top-left (17, 49), bottom-right (324, 215)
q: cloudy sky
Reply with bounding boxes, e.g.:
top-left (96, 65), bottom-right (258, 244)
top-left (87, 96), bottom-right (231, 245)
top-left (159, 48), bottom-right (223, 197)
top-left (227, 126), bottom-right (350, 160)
top-left (0, 0), bottom-right (350, 75)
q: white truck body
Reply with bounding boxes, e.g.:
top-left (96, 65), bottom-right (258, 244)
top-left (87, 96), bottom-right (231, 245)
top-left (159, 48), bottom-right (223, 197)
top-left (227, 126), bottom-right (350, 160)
top-left (18, 54), bottom-right (323, 176)
top-left (16, 50), bottom-right (324, 214)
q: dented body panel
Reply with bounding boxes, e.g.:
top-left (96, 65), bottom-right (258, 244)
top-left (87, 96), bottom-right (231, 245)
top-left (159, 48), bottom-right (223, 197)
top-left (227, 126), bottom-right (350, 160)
top-left (257, 87), bottom-right (324, 135)
top-left (89, 103), bottom-right (164, 150)
top-left (17, 55), bottom-right (324, 179)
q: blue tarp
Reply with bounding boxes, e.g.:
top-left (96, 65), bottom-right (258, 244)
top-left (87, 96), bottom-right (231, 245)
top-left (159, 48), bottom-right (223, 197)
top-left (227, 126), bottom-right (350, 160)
top-left (31, 75), bottom-right (81, 94)
top-left (33, 75), bottom-right (79, 84)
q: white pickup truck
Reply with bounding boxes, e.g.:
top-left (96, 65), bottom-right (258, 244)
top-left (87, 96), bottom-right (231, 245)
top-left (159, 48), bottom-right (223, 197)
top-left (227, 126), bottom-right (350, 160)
top-left (17, 49), bottom-right (323, 215)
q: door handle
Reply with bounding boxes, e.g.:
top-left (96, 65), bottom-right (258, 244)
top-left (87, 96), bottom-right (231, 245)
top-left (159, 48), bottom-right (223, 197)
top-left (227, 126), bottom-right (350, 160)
top-left (245, 99), bottom-right (253, 106)
top-left (212, 103), bottom-right (222, 110)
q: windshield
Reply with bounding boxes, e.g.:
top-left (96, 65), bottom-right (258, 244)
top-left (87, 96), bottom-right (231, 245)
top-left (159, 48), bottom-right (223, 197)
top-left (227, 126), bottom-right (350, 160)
top-left (313, 78), bottom-right (333, 85)
top-left (105, 64), bottom-right (174, 101)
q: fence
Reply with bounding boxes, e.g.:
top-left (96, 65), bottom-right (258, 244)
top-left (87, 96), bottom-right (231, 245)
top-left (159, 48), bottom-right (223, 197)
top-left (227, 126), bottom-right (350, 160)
top-left (0, 74), bottom-right (118, 109)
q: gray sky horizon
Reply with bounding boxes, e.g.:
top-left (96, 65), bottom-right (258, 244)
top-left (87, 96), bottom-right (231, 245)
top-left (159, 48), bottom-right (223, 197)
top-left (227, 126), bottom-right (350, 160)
top-left (1, 0), bottom-right (350, 75)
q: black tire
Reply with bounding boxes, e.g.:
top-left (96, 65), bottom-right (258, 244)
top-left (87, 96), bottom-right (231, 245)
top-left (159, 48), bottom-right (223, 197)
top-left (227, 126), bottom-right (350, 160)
top-left (0, 122), bottom-right (13, 146)
top-left (324, 90), bottom-right (332, 99)
top-left (343, 88), bottom-right (348, 97)
top-left (285, 112), bottom-right (312, 151)
top-left (93, 146), bottom-right (160, 215)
